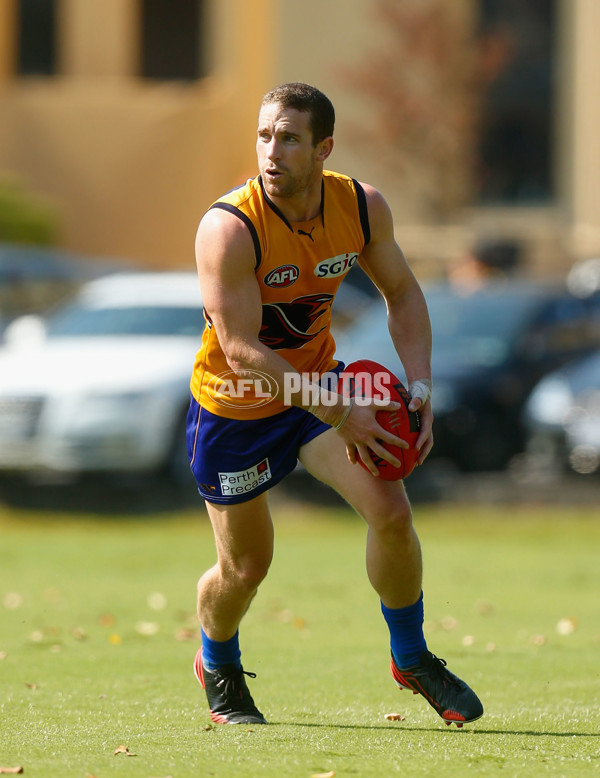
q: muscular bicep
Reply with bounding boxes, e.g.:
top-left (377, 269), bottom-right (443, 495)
top-left (356, 183), bottom-right (432, 384)
top-left (195, 208), bottom-right (263, 368)
top-left (357, 184), bottom-right (418, 304)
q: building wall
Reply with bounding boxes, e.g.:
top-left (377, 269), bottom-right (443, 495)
top-left (0, 0), bottom-right (599, 275)
top-left (567, 0), bottom-right (600, 258)
top-left (275, 0), bottom-right (600, 278)
top-left (0, 0), bottom-right (275, 268)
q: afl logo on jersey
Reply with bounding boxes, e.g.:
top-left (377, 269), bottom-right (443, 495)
top-left (264, 264), bottom-right (300, 288)
top-left (314, 252), bottom-right (359, 278)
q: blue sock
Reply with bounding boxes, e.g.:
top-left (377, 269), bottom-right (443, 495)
top-left (200, 627), bottom-right (242, 670)
top-left (381, 592), bottom-right (427, 669)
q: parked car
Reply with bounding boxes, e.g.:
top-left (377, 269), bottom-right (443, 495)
top-left (0, 241), bottom-right (127, 334)
top-left (0, 271), bottom-right (203, 485)
top-left (523, 350), bottom-right (600, 475)
top-left (334, 280), bottom-right (600, 471)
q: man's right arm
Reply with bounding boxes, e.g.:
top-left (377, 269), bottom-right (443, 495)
top-left (196, 208), bottom-right (329, 411)
top-left (195, 207), bottom-right (266, 375)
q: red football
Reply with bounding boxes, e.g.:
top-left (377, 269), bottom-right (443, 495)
top-left (338, 359), bottom-right (421, 480)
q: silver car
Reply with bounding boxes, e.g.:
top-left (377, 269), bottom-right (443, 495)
top-left (0, 271), bottom-right (203, 484)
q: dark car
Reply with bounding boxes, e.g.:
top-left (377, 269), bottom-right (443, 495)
top-left (523, 350), bottom-right (600, 475)
top-left (334, 280), bottom-right (600, 471)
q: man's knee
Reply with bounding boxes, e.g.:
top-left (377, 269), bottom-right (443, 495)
top-left (235, 558), bottom-right (271, 592)
top-left (221, 551), bottom-right (273, 593)
top-left (362, 492), bottom-right (414, 538)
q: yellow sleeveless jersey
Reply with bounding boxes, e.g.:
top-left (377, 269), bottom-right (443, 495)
top-left (190, 170), bottom-right (370, 419)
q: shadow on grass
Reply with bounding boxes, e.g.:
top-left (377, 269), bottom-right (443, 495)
top-left (272, 720), bottom-right (600, 738)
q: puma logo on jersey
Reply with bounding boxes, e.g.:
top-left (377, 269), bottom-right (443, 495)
top-left (297, 226), bottom-right (316, 241)
top-left (314, 252), bottom-right (359, 278)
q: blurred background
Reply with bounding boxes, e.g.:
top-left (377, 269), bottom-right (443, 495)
top-left (0, 0), bottom-right (599, 511)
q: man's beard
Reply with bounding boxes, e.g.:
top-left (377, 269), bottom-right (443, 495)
top-left (262, 162), bottom-right (315, 200)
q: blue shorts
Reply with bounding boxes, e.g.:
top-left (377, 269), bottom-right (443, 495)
top-left (186, 398), bottom-right (330, 505)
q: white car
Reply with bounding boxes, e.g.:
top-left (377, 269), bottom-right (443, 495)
top-left (523, 350), bottom-right (600, 475)
top-left (0, 271), bottom-right (203, 484)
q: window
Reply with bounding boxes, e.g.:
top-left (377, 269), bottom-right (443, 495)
top-left (17, 0), bottom-right (57, 76)
top-left (140, 0), bottom-right (206, 81)
top-left (475, 0), bottom-right (556, 205)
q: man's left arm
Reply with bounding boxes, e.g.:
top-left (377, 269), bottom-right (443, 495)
top-left (357, 183), bottom-right (434, 463)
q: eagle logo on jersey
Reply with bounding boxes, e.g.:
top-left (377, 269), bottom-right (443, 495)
top-left (259, 293), bottom-right (334, 350)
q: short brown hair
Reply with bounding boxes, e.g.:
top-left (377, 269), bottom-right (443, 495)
top-left (261, 83), bottom-right (335, 145)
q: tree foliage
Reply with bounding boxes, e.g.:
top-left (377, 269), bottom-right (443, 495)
top-left (340, 0), bottom-right (493, 220)
top-left (0, 176), bottom-right (60, 245)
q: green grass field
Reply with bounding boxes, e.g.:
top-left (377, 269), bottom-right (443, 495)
top-left (1, 497), bottom-right (599, 777)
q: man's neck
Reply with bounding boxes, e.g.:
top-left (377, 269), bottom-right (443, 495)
top-left (265, 176), bottom-right (324, 224)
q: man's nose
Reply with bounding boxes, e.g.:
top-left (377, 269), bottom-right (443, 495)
top-left (267, 138), bottom-right (281, 161)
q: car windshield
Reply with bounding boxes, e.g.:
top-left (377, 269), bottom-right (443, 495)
top-left (46, 304), bottom-right (204, 338)
top-left (339, 284), bottom-right (549, 369)
top-left (425, 286), bottom-right (545, 365)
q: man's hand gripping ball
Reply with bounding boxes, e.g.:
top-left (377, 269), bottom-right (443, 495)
top-left (338, 360), bottom-right (424, 480)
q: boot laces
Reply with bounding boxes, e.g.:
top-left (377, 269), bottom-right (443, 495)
top-left (427, 654), bottom-right (460, 686)
top-left (215, 667), bottom-right (257, 700)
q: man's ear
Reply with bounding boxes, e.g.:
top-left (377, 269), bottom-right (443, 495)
top-left (316, 137), bottom-right (334, 162)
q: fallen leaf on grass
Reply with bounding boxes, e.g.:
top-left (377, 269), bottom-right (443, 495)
top-left (475, 599), bottom-right (494, 616)
top-left (113, 745), bottom-right (137, 756)
top-left (147, 591), bottom-right (168, 611)
top-left (3, 592), bottom-right (23, 609)
top-left (135, 621), bottom-right (160, 636)
top-left (556, 617), bottom-right (577, 636)
top-left (311, 772), bottom-right (335, 778)
top-left (0, 767), bottom-right (24, 774)
top-left (175, 628), bottom-right (201, 642)
top-left (441, 616), bottom-right (458, 631)
top-left (384, 712), bottom-right (406, 721)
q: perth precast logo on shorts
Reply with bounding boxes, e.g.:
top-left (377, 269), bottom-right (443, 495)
top-left (207, 370), bottom-right (279, 408)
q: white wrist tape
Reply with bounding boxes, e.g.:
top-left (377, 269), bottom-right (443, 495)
top-left (408, 379), bottom-right (432, 405)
